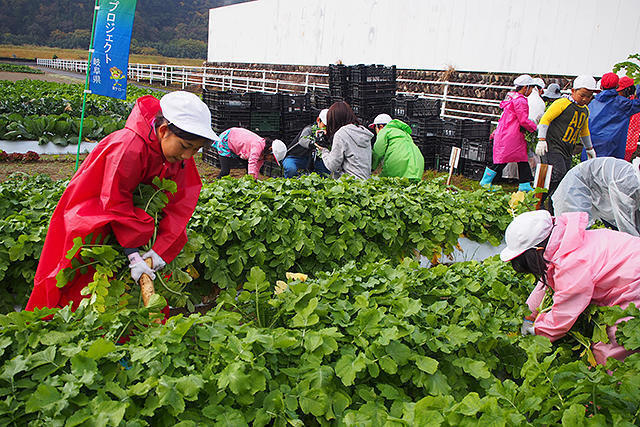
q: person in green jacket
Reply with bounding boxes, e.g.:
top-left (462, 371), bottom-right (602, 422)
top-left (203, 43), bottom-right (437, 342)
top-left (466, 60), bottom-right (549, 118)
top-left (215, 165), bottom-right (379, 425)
top-left (370, 114), bottom-right (425, 180)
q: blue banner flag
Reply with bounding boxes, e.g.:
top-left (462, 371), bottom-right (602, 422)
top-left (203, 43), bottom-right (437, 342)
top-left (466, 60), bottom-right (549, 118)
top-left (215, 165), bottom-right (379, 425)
top-left (89, 0), bottom-right (137, 100)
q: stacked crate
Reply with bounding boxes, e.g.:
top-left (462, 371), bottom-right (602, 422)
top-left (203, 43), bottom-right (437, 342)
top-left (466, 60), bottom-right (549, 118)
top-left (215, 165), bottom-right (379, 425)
top-left (349, 64), bottom-right (396, 124)
top-left (392, 95), bottom-right (442, 169)
top-left (328, 64), bottom-right (351, 104)
top-left (439, 118), bottom-right (492, 178)
top-left (204, 89), bottom-right (251, 134)
top-left (281, 93), bottom-right (312, 143)
top-left (201, 88), bottom-right (310, 177)
top-left (250, 92), bottom-right (282, 141)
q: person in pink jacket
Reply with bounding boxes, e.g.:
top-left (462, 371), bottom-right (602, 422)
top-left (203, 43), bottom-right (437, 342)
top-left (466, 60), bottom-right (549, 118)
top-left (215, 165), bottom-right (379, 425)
top-left (501, 210), bottom-right (640, 366)
top-left (479, 74), bottom-right (538, 192)
top-left (214, 127), bottom-right (278, 178)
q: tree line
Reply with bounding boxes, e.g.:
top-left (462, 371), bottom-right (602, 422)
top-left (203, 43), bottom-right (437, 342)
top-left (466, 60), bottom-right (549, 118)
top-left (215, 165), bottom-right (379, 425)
top-left (0, 0), bottom-right (252, 59)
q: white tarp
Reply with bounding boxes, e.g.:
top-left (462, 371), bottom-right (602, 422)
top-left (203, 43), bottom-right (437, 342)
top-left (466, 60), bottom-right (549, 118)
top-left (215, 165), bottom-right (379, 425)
top-left (0, 140), bottom-right (97, 155)
top-left (418, 237), bottom-right (506, 268)
top-left (208, 0), bottom-right (640, 76)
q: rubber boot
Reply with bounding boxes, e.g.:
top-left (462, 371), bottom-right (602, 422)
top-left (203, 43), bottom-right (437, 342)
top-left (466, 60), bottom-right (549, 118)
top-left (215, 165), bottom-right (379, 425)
top-left (518, 182), bottom-right (534, 192)
top-left (479, 167), bottom-right (497, 187)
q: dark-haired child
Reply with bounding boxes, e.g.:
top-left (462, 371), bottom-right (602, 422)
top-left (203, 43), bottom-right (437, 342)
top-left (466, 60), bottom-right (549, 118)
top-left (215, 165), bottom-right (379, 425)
top-left (26, 91), bottom-right (216, 311)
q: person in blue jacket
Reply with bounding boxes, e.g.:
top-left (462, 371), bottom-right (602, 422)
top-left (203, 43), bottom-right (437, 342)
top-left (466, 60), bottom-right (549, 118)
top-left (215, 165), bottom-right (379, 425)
top-left (582, 73), bottom-right (640, 160)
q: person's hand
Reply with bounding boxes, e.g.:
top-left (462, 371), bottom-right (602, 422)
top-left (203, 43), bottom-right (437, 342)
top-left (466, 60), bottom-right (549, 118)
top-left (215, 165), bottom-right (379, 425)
top-left (535, 140), bottom-right (548, 156)
top-left (142, 249), bottom-right (166, 272)
top-left (128, 252), bottom-right (156, 282)
top-left (521, 319), bottom-right (535, 336)
top-left (586, 148), bottom-right (596, 160)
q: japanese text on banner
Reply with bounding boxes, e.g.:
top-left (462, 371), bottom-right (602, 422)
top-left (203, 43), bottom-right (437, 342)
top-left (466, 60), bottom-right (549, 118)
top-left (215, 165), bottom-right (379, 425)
top-left (89, 0), bottom-right (137, 100)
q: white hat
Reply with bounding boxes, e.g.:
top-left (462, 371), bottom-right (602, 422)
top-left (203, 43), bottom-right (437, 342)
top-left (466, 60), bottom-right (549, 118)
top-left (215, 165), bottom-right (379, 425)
top-left (514, 74), bottom-right (535, 87)
top-left (500, 210), bottom-right (554, 262)
top-left (368, 113), bottom-right (392, 129)
top-left (160, 91), bottom-right (219, 142)
top-left (318, 109), bottom-right (329, 125)
top-left (573, 75), bottom-right (598, 91)
top-left (533, 78), bottom-right (545, 89)
top-left (271, 139), bottom-right (287, 165)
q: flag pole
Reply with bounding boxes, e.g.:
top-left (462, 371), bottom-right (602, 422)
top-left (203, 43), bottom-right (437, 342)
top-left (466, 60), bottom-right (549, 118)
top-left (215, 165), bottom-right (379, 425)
top-left (76, 0), bottom-right (101, 171)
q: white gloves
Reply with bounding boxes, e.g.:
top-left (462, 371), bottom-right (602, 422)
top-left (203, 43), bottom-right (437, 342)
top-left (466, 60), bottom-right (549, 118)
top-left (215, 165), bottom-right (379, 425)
top-left (586, 148), bottom-right (596, 160)
top-left (535, 140), bottom-right (548, 156)
top-left (128, 252), bottom-right (156, 282)
top-left (521, 319), bottom-right (535, 336)
top-left (142, 249), bottom-right (166, 272)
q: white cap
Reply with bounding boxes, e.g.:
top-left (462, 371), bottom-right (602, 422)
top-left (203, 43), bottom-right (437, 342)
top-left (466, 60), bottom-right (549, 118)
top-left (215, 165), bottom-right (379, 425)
top-left (318, 109), bottom-right (329, 125)
top-left (272, 139), bottom-right (287, 165)
top-left (368, 113), bottom-right (392, 129)
top-left (533, 78), bottom-right (545, 89)
top-left (573, 75), bottom-right (598, 91)
top-left (500, 210), bottom-right (554, 262)
top-left (160, 91), bottom-right (219, 142)
top-left (514, 74), bottom-right (535, 87)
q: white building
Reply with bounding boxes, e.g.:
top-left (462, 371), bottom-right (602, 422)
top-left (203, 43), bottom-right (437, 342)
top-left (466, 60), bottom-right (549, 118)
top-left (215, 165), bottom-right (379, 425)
top-left (208, 0), bottom-right (640, 76)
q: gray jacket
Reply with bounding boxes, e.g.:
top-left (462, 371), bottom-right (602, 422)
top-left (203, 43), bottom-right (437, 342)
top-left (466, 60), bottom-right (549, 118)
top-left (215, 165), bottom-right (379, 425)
top-left (322, 124), bottom-right (373, 179)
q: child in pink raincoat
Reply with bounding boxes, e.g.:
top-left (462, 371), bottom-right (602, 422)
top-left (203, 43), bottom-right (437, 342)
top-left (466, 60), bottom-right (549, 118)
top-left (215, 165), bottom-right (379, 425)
top-left (479, 74), bottom-right (538, 192)
top-left (501, 210), bottom-right (640, 366)
top-left (214, 127), bottom-right (279, 179)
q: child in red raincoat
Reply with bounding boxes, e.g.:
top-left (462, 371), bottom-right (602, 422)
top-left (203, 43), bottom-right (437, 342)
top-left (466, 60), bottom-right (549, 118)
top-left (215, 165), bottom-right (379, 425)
top-left (26, 91), bottom-right (218, 311)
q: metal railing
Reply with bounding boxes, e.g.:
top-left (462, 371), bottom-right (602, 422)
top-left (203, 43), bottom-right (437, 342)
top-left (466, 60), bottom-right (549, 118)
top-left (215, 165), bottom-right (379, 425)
top-left (37, 58), bottom-right (510, 123)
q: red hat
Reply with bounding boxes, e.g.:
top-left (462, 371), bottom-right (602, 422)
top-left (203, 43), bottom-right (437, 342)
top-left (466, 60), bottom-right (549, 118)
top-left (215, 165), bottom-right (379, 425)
top-left (600, 72), bottom-right (619, 90)
top-left (618, 76), bottom-right (635, 92)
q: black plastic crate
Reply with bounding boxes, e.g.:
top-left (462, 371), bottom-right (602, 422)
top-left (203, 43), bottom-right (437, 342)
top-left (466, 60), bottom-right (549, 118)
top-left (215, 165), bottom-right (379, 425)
top-left (260, 161), bottom-right (283, 178)
top-left (350, 64), bottom-right (396, 84)
top-left (411, 97), bottom-right (441, 117)
top-left (423, 135), bottom-right (439, 146)
top-left (423, 118), bottom-right (443, 136)
top-left (441, 118), bottom-right (491, 139)
top-left (461, 139), bottom-right (492, 163)
top-left (351, 84), bottom-right (396, 100)
top-left (202, 146), bottom-right (220, 168)
top-left (251, 93), bottom-right (281, 111)
top-left (281, 93), bottom-right (311, 113)
top-left (250, 111), bottom-right (281, 133)
top-left (329, 64), bottom-right (350, 82)
top-left (407, 119), bottom-right (425, 139)
top-left (205, 90), bottom-right (251, 111)
top-left (462, 159), bottom-right (487, 180)
top-left (392, 96), bottom-right (409, 119)
top-left (311, 90), bottom-right (332, 109)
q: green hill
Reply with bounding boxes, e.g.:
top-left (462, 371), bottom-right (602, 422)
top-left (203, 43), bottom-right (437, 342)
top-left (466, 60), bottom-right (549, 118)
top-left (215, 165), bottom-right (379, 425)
top-left (0, 0), bottom-right (252, 59)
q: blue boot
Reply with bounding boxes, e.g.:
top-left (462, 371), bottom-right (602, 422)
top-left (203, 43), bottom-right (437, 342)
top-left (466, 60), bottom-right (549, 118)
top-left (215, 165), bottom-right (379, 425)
top-left (518, 182), bottom-right (534, 192)
top-left (479, 167), bottom-right (497, 187)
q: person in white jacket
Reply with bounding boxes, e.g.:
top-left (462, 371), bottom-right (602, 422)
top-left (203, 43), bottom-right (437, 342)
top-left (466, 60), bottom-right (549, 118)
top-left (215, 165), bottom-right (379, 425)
top-left (528, 78), bottom-right (546, 124)
top-left (316, 101), bottom-right (373, 180)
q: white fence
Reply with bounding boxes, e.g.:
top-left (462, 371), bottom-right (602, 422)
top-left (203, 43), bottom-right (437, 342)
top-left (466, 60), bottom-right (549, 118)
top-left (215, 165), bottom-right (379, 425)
top-left (37, 59), bottom-right (507, 122)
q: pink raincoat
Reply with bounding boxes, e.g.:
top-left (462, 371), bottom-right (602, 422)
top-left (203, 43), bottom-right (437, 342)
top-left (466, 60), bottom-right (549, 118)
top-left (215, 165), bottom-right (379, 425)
top-left (226, 127), bottom-right (266, 178)
top-left (526, 212), bottom-right (640, 365)
top-left (492, 92), bottom-right (537, 163)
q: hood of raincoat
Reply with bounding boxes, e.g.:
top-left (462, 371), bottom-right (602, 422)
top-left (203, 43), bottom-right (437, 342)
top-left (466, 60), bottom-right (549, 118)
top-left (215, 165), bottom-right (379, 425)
top-left (544, 212), bottom-right (588, 262)
top-left (499, 92), bottom-right (524, 110)
top-left (385, 119), bottom-right (413, 135)
top-left (124, 95), bottom-right (164, 157)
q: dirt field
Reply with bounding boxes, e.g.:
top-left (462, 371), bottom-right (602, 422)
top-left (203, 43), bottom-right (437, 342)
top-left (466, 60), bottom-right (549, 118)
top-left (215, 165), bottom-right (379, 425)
top-left (0, 153), bottom-right (234, 182)
top-left (0, 70), bottom-right (83, 84)
top-left (0, 44), bottom-right (204, 66)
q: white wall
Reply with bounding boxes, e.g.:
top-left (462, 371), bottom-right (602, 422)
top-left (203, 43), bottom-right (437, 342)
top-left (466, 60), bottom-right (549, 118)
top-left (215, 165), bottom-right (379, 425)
top-left (208, 0), bottom-right (640, 76)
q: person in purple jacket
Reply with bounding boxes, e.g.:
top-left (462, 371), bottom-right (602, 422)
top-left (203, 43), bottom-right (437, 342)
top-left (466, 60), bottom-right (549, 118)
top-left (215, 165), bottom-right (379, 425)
top-left (479, 75), bottom-right (538, 192)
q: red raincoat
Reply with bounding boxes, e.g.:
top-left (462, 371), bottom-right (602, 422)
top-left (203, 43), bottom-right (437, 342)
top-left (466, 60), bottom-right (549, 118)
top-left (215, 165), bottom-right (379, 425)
top-left (26, 95), bottom-right (202, 311)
